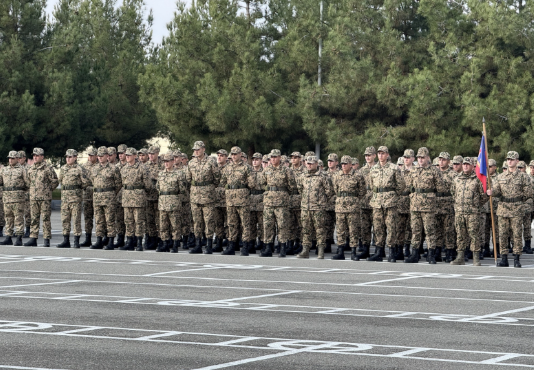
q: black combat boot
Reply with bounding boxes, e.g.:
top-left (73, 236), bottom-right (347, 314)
top-left (387, 247), bottom-right (396, 263)
top-left (445, 249), bottom-right (453, 263)
top-left (331, 244), bottom-right (345, 260)
top-left (0, 226), bottom-right (3, 237)
top-left (43, 239), bottom-right (50, 247)
top-left (497, 254), bottom-right (509, 267)
top-left (367, 246), bottom-right (384, 262)
top-left (23, 237), bottom-right (37, 247)
top-left (344, 238), bottom-right (351, 251)
top-left (180, 235), bottom-right (189, 250)
top-left (201, 235), bottom-right (207, 246)
top-left (294, 239), bottom-right (303, 254)
top-left (204, 238), bottom-right (213, 254)
top-left (213, 237), bottom-right (223, 252)
top-left (404, 247), bottom-right (420, 263)
top-left (73, 235), bottom-right (80, 248)
top-left (394, 245), bottom-right (404, 260)
top-left (523, 240), bottom-right (533, 254)
top-left (403, 243), bottom-right (410, 259)
top-left (222, 236), bottom-right (228, 247)
top-left (260, 243), bottom-right (273, 257)
top-left (23, 227), bottom-right (30, 238)
top-left (483, 243), bottom-right (491, 257)
top-left (222, 241), bottom-right (236, 255)
top-left (56, 235), bottom-right (71, 248)
top-left (156, 239), bottom-right (168, 252)
top-left (0, 236), bottom-right (13, 245)
top-left (90, 237), bottom-right (103, 249)
top-left (113, 234), bottom-right (125, 248)
top-left (248, 240), bottom-right (257, 254)
top-left (358, 239), bottom-right (364, 252)
top-left (142, 233), bottom-right (149, 249)
top-left (14, 235), bottom-right (23, 246)
top-left (465, 249), bottom-right (473, 260)
top-left (80, 233), bottom-right (92, 247)
top-left (514, 254), bottom-right (521, 268)
top-left (104, 237), bottom-right (115, 250)
top-left (286, 240), bottom-right (295, 256)
top-left (278, 242), bottom-right (286, 258)
top-left (257, 240), bottom-right (265, 254)
top-left (171, 240), bottom-right (180, 253)
top-left (274, 242), bottom-right (280, 254)
top-left (102, 236), bottom-right (109, 246)
top-left (325, 239), bottom-right (333, 254)
top-left (350, 247), bottom-right (357, 261)
top-left (241, 241), bottom-right (250, 256)
top-left (354, 244), bottom-right (370, 261)
top-left (189, 238), bottom-right (203, 254)
top-left (496, 244), bottom-right (501, 258)
top-left (119, 237), bottom-right (132, 251)
top-left (428, 248), bottom-right (436, 264)
top-left (135, 237), bottom-right (143, 251)
top-left (434, 247), bottom-right (442, 262)
top-left (187, 232), bottom-right (196, 248)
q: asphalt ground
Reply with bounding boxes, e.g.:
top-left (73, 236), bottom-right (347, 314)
top-left (0, 210), bottom-right (533, 370)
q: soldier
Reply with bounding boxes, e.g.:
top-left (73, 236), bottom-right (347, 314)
top-left (352, 158), bottom-right (360, 171)
top-left (81, 147), bottom-right (98, 246)
top-left (219, 146), bottom-right (255, 255)
top-left (318, 159), bottom-right (324, 171)
top-left (262, 155), bottom-right (269, 169)
top-left (359, 147), bottom-right (376, 257)
top-left (295, 156), bottom-right (334, 259)
top-left (397, 149), bottom-right (415, 259)
top-left (324, 153), bottom-right (339, 253)
top-left (108, 147), bottom-right (117, 164)
top-left (452, 156), bottom-right (463, 174)
top-left (0, 163), bottom-right (5, 237)
top-left (404, 147), bottom-right (447, 264)
top-left (113, 145), bottom-right (128, 248)
top-left (89, 147), bottom-right (122, 250)
top-left (288, 152), bottom-right (305, 254)
top-left (138, 148), bottom-right (149, 164)
top-left (182, 153), bottom-right (189, 166)
top-left (487, 151), bottom-right (532, 267)
top-left (173, 151), bottom-right (193, 249)
top-left (18, 151), bottom-right (31, 238)
top-left (120, 148), bottom-right (152, 251)
top-left (213, 149), bottom-right (229, 252)
top-left (259, 149), bottom-right (297, 257)
top-left (367, 146), bottom-right (404, 262)
top-left (482, 159), bottom-right (500, 257)
top-left (145, 146), bottom-right (163, 250)
top-left (331, 155), bottom-right (366, 260)
top-left (180, 152), bottom-right (195, 249)
top-left (525, 160), bottom-right (534, 254)
top-left (518, 161), bottom-right (526, 172)
top-left (450, 157), bottom-right (489, 266)
top-left (435, 152), bottom-right (457, 262)
top-left (0, 151), bottom-right (30, 246)
top-left (186, 141), bottom-right (220, 253)
top-left (250, 153), bottom-right (265, 253)
top-left (56, 149), bottom-right (91, 248)
top-left (23, 148), bottom-right (59, 247)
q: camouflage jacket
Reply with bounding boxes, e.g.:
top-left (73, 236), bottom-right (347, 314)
top-left (297, 169), bottom-right (334, 211)
top-left (332, 169), bottom-right (366, 213)
top-left (435, 168), bottom-right (457, 214)
top-left (186, 155), bottom-right (221, 204)
top-left (157, 168), bottom-right (188, 212)
top-left (0, 163), bottom-right (30, 203)
top-left (369, 162), bottom-right (405, 209)
top-left (173, 164), bottom-right (190, 204)
top-left (250, 167), bottom-right (264, 212)
top-left (59, 163), bottom-right (91, 203)
top-left (121, 162), bottom-right (153, 208)
top-left (397, 165), bottom-right (415, 214)
top-left (324, 168), bottom-right (338, 211)
top-left (215, 162), bottom-right (227, 208)
top-left (482, 173), bottom-right (500, 213)
top-left (360, 162), bottom-right (375, 209)
top-left (145, 160), bottom-right (164, 201)
top-left (260, 164), bottom-right (297, 208)
top-left (451, 171), bottom-right (488, 214)
top-left (289, 164), bottom-right (306, 210)
top-left (90, 163), bottom-right (122, 206)
top-left (406, 165), bottom-right (447, 212)
top-left (28, 162), bottom-right (59, 201)
top-left (492, 170), bottom-right (533, 217)
top-left (220, 160), bottom-right (255, 207)
top-left (115, 161), bottom-right (128, 203)
top-left (82, 161), bottom-right (98, 201)
top-left (526, 174), bottom-right (534, 213)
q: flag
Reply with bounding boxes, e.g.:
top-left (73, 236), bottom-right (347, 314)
top-left (476, 135), bottom-right (488, 191)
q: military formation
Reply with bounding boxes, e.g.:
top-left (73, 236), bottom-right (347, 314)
top-left (0, 142), bottom-right (532, 268)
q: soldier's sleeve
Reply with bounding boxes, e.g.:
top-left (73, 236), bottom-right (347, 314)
top-left (331, 174), bottom-right (338, 193)
top-left (58, 168), bottom-right (64, 185)
top-left (296, 175), bottom-right (303, 194)
top-left (114, 167), bottom-right (122, 194)
top-left (212, 162), bottom-right (221, 186)
top-left (81, 168), bottom-right (91, 189)
top-left (144, 167), bottom-right (153, 191)
top-left (246, 167), bottom-right (255, 189)
top-left (395, 169), bottom-right (405, 195)
top-left (324, 175), bottom-right (335, 199)
top-left (491, 175), bottom-right (501, 197)
top-left (357, 173), bottom-right (366, 197)
top-left (287, 168), bottom-right (297, 193)
top-left (450, 177), bottom-right (456, 197)
top-left (478, 181), bottom-right (489, 207)
top-left (185, 165), bottom-right (192, 184)
top-left (155, 173), bottom-right (161, 192)
top-left (219, 167), bottom-right (227, 188)
top-left (259, 170), bottom-right (266, 188)
top-left (23, 167), bottom-right (30, 190)
top-left (434, 168), bottom-right (447, 193)
top-left (178, 171), bottom-right (188, 194)
top-left (49, 167), bottom-right (59, 190)
top-left (524, 174), bottom-right (533, 202)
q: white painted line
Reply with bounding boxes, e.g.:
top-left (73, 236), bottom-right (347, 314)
top-left (479, 354), bottom-right (523, 364)
top-left (136, 332), bottom-right (182, 340)
top-left (216, 291), bottom-right (300, 302)
top-left (215, 337), bottom-right (259, 345)
top-left (143, 267), bottom-right (224, 277)
top-left (462, 305), bottom-right (534, 322)
top-left (0, 280), bottom-right (80, 288)
top-left (356, 276), bottom-right (422, 286)
top-left (389, 348), bottom-right (429, 357)
top-left (0, 366), bottom-right (70, 370)
top-left (58, 327), bottom-right (102, 334)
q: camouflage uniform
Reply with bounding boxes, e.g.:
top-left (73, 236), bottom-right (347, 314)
top-left (360, 147), bottom-right (376, 246)
top-left (289, 152), bottom-right (305, 244)
top-left (325, 153), bottom-right (339, 246)
top-left (82, 147), bottom-right (98, 237)
top-left (250, 153), bottom-right (264, 244)
top-left (435, 152), bottom-right (458, 252)
top-left (520, 161), bottom-right (533, 250)
top-left (0, 164), bottom-right (5, 232)
top-left (214, 150), bottom-right (228, 241)
top-left (18, 152), bottom-right (31, 231)
top-left (483, 170), bottom-right (499, 253)
top-left (114, 144), bottom-right (128, 237)
top-left (145, 146), bottom-right (164, 240)
top-left (173, 152), bottom-right (192, 238)
top-left (397, 150), bottom-right (415, 251)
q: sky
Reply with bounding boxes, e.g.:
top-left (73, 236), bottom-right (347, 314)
top-left (45, 0), bottom-right (189, 44)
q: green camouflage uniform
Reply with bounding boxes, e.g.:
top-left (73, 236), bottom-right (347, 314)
top-left (82, 148), bottom-right (98, 235)
top-left (59, 160), bottom-right (91, 236)
top-left (145, 158), bottom-right (164, 238)
top-left (214, 159), bottom-right (228, 239)
top-left (250, 162), bottom-right (264, 242)
top-left (325, 153), bottom-right (339, 243)
top-left (397, 161), bottom-right (414, 246)
top-left (436, 163), bottom-right (458, 250)
top-left (90, 158), bottom-right (122, 238)
top-left (289, 158), bottom-right (305, 242)
top-left (0, 156), bottom-right (30, 236)
top-left (121, 155), bottom-right (152, 238)
top-left (174, 158), bottom-right (192, 236)
top-left (359, 154), bottom-right (376, 245)
top-left (0, 165), bottom-right (5, 228)
top-left (115, 160), bottom-right (128, 236)
top-left (483, 172), bottom-right (499, 248)
top-left (157, 165), bottom-right (188, 240)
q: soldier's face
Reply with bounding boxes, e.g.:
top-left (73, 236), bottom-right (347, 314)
top-left (530, 166), bottom-right (534, 176)
top-left (364, 154), bottom-right (376, 163)
top-left (9, 158), bottom-right (18, 165)
top-left (489, 166), bottom-right (497, 175)
top-left (253, 158), bottom-right (262, 167)
top-left (231, 153), bottom-right (241, 162)
top-left (417, 156), bottom-right (428, 166)
top-left (193, 148), bottom-right (205, 158)
top-left (32, 154), bottom-right (44, 163)
top-left (404, 156), bottom-right (414, 166)
top-left (66, 156), bottom-right (77, 165)
top-left (327, 160), bottom-right (338, 169)
top-left (174, 157), bottom-right (181, 165)
top-left (377, 152), bottom-right (388, 163)
top-left (18, 157), bottom-right (26, 164)
top-left (118, 153), bottom-right (126, 162)
top-left (149, 153), bottom-right (158, 162)
top-left (98, 155), bottom-right (108, 164)
top-left (139, 154), bottom-right (148, 162)
top-left (291, 157), bottom-right (301, 166)
top-left (108, 154), bottom-right (117, 163)
top-left (462, 163), bottom-right (473, 173)
top-left (271, 156), bottom-right (281, 166)
top-left (164, 161), bottom-right (173, 170)
top-left (438, 158), bottom-right (449, 169)
top-left (453, 163), bottom-right (462, 172)
top-left (182, 158), bottom-right (188, 165)
top-left (262, 161), bottom-right (268, 168)
top-left (520, 167), bottom-right (526, 172)
top-left (126, 154), bottom-right (135, 164)
top-left (306, 162), bottom-right (318, 170)
top-left (507, 158), bottom-right (518, 169)
top-left (88, 155), bottom-right (97, 164)
top-left (341, 163), bottom-right (351, 173)
top-left (352, 163), bottom-right (359, 170)
top-left (217, 154), bottom-right (227, 164)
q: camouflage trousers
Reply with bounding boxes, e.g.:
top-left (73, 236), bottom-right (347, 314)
top-left (146, 200), bottom-right (159, 237)
top-left (484, 213), bottom-right (499, 247)
top-left (30, 200), bottom-right (52, 239)
top-left (360, 208), bottom-right (373, 245)
top-left (336, 212), bottom-right (360, 247)
top-left (325, 210), bottom-right (336, 241)
top-left (214, 207), bottom-right (227, 239)
top-left (288, 209), bottom-right (302, 241)
top-left (479, 213), bottom-right (486, 246)
top-left (0, 198), bottom-right (5, 227)
top-left (396, 212), bottom-right (412, 246)
top-left (159, 210), bottom-right (181, 241)
top-left (435, 212), bottom-right (456, 249)
top-left (228, 206), bottom-right (251, 242)
top-left (124, 207), bottom-right (146, 237)
top-left (182, 201), bottom-right (192, 235)
top-left (263, 206), bottom-right (289, 244)
top-left (455, 213), bottom-right (480, 252)
top-left (115, 202), bottom-right (125, 235)
top-left (94, 204), bottom-right (116, 238)
top-left (301, 210), bottom-right (326, 248)
top-left (499, 216), bottom-right (523, 255)
top-left (61, 202), bottom-right (82, 236)
top-left (372, 207), bottom-right (397, 248)
top-left (191, 203), bottom-right (215, 238)
top-left (83, 200), bottom-right (94, 234)
top-left (250, 210), bottom-right (263, 241)
top-left (410, 211), bottom-right (437, 249)
top-left (24, 200), bottom-right (31, 228)
top-left (4, 202), bottom-right (24, 236)
top-left (523, 211), bottom-right (532, 241)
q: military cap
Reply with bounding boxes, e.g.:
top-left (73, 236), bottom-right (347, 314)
top-left (403, 149), bottom-right (415, 158)
top-left (318, 159), bottom-right (324, 167)
top-left (32, 148), bottom-right (44, 156)
top-left (463, 157), bottom-right (475, 165)
top-left (364, 146), bottom-right (376, 155)
top-left (270, 149), bottom-right (281, 157)
top-left (518, 160), bottom-right (526, 168)
top-left (377, 146), bottom-right (388, 153)
top-left (117, 144), bottom-right (127, 153)
top-left (488, 159), bottom-right (497, 166)
top-left (172, 150), bottom-right (182, 157)
top-left (452, 155), bottom-right (463, 164)
top-left (262, 155), bottom-right (269, 162)
top-left (125, 147), bottom-right (137, 156)
top-left (290, 152), bottom-right (302, 158)
top-left (242, 153), bottom-right (248, 159)
top-left (97, 146), bottom-right (108, 156)
top-left (217, 149), bottom-right (228, 156)
top-left (340, 155), bottom-right (352, 164)
top-left (397, 157), bottom-right (404, 165)
top-left (182, 153), bottom-right (188, 159)
top-left (438, 152), bottom-right (450, 160)
top-left (352, 157), bottom-right (359, 165)
top-left (416, 147), bottom-right (429, 157)
top-left (281, 155), bottom-right (288, 162)
top-left (7, 151), bottom-right (20, 158)
top-left (230, 146), bottom-right (242, 154)
top-left (65, 149), bottom-right (78, 157)
top-left (163, 153), bottom-right (174, 161)
top-left (107, 147), bottom-right (117, 155)
top-left (17, 151), bottom-right (26, 158)
top-left (148, 145), bottom-right (160, 154)
top-left (306, 155), bottom-right (318, 164)
top-left (506, 151), bottom-right (519, 159)
top-left (138, 148), bottom-right (148, 155)
top-left (529, 160), bottom-right (534, 167)
top-left (305, 151), bottom-right (315, 157)
top-left (327, 153), bottom-right (339, 161)
top-left (502, 161), bottom-right (508, 169)
top-left (252, 152), bottom-right (262, 159)
top-left (87, 147), bottom-right (97, 156)
top-left (192, 141), bottom-right (205, 150)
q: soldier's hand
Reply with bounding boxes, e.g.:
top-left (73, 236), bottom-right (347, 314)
top-left (487, 190), bottom-right (492, 196)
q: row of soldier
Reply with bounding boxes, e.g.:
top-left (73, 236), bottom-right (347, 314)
top-left (0, 142), bottom-right (531, 268)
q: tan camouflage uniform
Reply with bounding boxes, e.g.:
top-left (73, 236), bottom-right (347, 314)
top-left (483, 171), bottom-right (499, 251)
top-left (82, 147), bottom-right (98, 236)
top-left (325, 153), bottom-right (339, 245)
top-left (114, 144), bottom-right (128, 236)
top-left (289, 153), bottom-right (305, 243)
top-left (250, 154), bottom-right (264, 243)
top-left (435, 152), bottom-right (458, 251)
top-left (397, 151), bottom-right (414, 249)
top-left (158, 156), bottom-right (188, 241)
top-left (0, 152), bottom-right (30, 238)
top-left (18, 152), bottom-right (31, 230)
top-left (145, 147), bottom-right (164, 239)
top-left (214, 150), bottom-right (228, 240)
top-left (360, 147), bottom-right (376, 246)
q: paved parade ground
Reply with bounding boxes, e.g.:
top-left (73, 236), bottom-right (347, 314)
top-left (0, 211), bottom-right (533, 369)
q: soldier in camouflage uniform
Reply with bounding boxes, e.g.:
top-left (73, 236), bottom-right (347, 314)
top-left (173, 151), bottom-right (192, 249)
top-left (295, 156), bottom-right (334, 259)
top-left (0, 151), bottom-right (30, 246)
top-left (186, 141), bottom-right (220, 253)
top-left (250, 153), bottom-right (265, 253)
top-left (23, 148), bottom-right (59, 247)
top-left (396, 149), bottom-right (415, 259)
top-left (57, 149), bottom-right (92, 248)
top-left (324, 153), bottom-right (339, 253)
top-left (144, 146), bottom-right (163, 250)
top-left (435, 152), bottom-right (457, 262)
top-left (367, 146), bottom-right (405, 262)
top-left (452, 156), bottom-right (463, 174)
top-left (489, 151), bottom-right (533, 267)
top-left (262, 155), bottom-right (269, 169)
top-left (404, 147), bottom-right (448, 264)
top-left (449, 157), bottom-right (489, 266)
top-left (482, 159), bottom-right (500, 257)
top-left (352, 157), bottom-right (359, 171)
top-left (81, 147), bottom-right (98, 246)
top-left (0, 163), bottom-right (5, 237)
top-left (213, 149), bottom-right (228, 252)
top-left (525, 160), bottom-right (534, 254)
top-left (89, 147), bottom-right (122, 250)
top-left (360, 147), bottom-right (376, 254)
top-left (16, 151), bottom-right (31, 238)
top-left (219, 146), bottom-right (255, 256)
top-left (288, 152), bottom-right (305, 254)
top-left (113, 144), bottom-right (128, 248)
top-left (331, 155), bottom-right (366, 260)
top-left (119, 148), bottom-right (152, 252)
top-left (259, 149), bottom-right (297, 257)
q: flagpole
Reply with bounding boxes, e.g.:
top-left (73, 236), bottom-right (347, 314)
top-left (483, 117), bottom-right (498, 264)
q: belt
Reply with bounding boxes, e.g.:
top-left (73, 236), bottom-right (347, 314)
top-left (413, 188), bottom-right (435, 194)
top-left (290, 190), bottom-right (299, 195)
top-left (192, 181), bottom-right (213, 187)
top-left (94, 188), bottom-right (115, 193)
top-left (3, 187), bottom-right (25, 191)
top-left (268, 186), bottom-right (288, 192)
top-left (62, 185), bottom-right (81, 190)
top-left (250, 190), bottom-right (264, 195)
top-left (337, 191), bottom-right (357, 197)
top-left (373, 187), bottom-right (395, 193)
top-left (226, 184), bottom-right (246, 190)
top-left (159, 191), bottom-right (179, 196)
top-left (501, 197), bottom-right (522, 203)
top-left (436, 192), bottom-right (452, 197)
top-left (401, 191), bottom-right (411, 196)
top-left (123, 185), bottom-right (144, 190)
